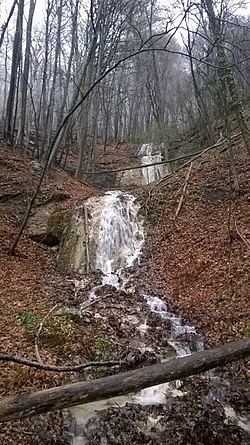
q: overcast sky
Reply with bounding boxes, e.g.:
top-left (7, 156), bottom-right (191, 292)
top-left (0, 0), bottom-right (249, 33)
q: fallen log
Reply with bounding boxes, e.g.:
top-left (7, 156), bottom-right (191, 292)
top-left (0, 338), bottom-right (249, 423)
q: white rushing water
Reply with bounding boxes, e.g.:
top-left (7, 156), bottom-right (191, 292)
top-left (146, 296), bottom-right (204, 357)
top-left (135, 295), bottom-right (204, 405)
top-left (139, 143), bottom-right (165, 184)
top-left (95, 191), bottom-right (144, 287)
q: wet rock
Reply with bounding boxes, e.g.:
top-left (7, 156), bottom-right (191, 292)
top-left (126, 349), bottom-right (159, 368)
top-left (120, 314), bottom-right (140, 330)
top-left (55, 307), bottom-right (83, 324)
top-left (95, 380), bottom-right (250, 445)
top-left (0, 183), bottom-right (23, 202)
top-left (27, 204), bottom-right (67, 246)
top-left (116, 168), bottom-right (144, 188)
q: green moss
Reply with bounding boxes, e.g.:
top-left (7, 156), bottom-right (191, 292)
top-left (15, 310), bottom-right (73, 347)
top-left (40, 315), bottom-right (73, 347)
top-left (47, 211), bottom-right (65, 241)
top-left (93, 336), bottom-right (111, 359)
top-left (15, 311), bottom-right (40, 330)
top-left (57, 212), bottom-right (75, 270)
top-left (244, 323), bottom-right (250, 337)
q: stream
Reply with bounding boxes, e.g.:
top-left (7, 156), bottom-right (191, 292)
top-left (69, 144), bottom-right (249, 444)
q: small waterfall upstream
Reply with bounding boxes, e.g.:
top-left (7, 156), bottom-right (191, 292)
top-left (139, 143), bottom-right (165, 184)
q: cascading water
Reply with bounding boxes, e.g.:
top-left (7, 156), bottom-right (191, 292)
top-left (95, 191), bottom-right (144, 285)
top-left (70, 176), bottom-right (249, 443)
top-left (71, 189), bottom-right (205, 432)
top-left (139, 143), bottom-right (165, 184)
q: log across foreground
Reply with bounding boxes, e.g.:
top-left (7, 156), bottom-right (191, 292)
top-left (0, 338), bottom-right (249, 423)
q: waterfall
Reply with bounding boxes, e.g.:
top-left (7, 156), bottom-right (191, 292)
top-left (95, 191), bottom-right (144, 284)
top-left (139, 143), bottom-right (165, 184)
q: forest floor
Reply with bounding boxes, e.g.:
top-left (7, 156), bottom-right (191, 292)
top-left (0, 139), bottom-right (249, 444)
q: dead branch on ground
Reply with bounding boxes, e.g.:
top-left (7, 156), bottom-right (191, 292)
top-left (0, 354), bottom-right (125, 372)
top-left (0, 338), bottom-right (249, 422)
top-left (174, 162), bottom-right (193, 220)
top-left (35, 305), bottom-right (58, 364)
top-left (81, 293), bottom-right (112, 310)
top-left (235, 220), bottom-right (250, 250)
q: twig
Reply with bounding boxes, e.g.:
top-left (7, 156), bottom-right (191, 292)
top-left (0, 354), bottom-right (126, 372)
top-left (35, 305), bottom-right (58, 364)
top-left (83, 132), bottom-right (239, 176)
top-left (81, 294), bottom-right (112, 310)
top-left (155, 137), bottom-right (228, 189)
top-left (143, 138), bottom-right (227, 215)
top-left (85, 149), bottom-right (205, 174)
top-left (174, 162), bottom-right (193, 220)
top-left (235, 220), bottom-right (250, 250)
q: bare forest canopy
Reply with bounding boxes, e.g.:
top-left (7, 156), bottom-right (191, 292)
top-left (0, 0), bottom-right (250, 181)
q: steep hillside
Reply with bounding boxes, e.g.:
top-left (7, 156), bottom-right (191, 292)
top-left (143, 141), bottom-right (250, 357)
top-left (0, 143), bottom-right (99, 444)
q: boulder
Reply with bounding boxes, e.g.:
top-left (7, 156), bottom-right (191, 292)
top-left (27, 205), bottom-right (66, 246)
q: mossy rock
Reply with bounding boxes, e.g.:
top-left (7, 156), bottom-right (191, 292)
top-left (47, 210), bottom-right (66, 242)
top-left (57, 207), bottom-right (87, 273)
top-left (28, 206), bottom-right (67, 246)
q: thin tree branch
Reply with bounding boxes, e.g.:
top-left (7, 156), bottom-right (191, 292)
top-left (35, 305), bottom-right (58, 364)
top-left (174, 162), bottom-right (193, 220)
top-left (0, 355), bottom-right (125, 372)
top-left (88, 133), bottom-right (241, 176)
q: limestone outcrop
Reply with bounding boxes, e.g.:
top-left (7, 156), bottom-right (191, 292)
top-left (57, 195), bottom-right (105, 273)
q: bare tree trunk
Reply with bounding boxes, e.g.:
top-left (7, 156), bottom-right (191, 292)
top-left (203, 0), bottom-right (250, 156)
top-left (44, 0), bottom-right (63, 157)
top-left (185, 25), bottom-right (214, 144)
top-left (4, 0), bottom-right (24, 142)
top-left (39, 0), bottom-right (52, 158)
top-left (0, 0), bottom-right (18, 49)
top-left (56, 0), bottom-right (79, 129)
top-left (2, 39), bottom-right (9, 121)
top-left (15, 0), bottom-right (36, 149)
